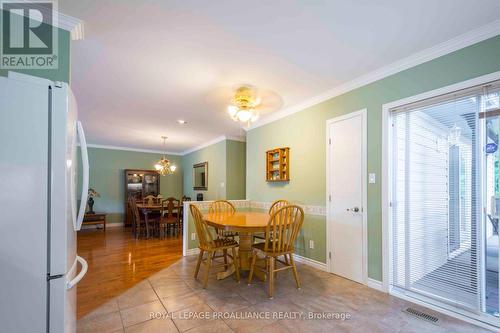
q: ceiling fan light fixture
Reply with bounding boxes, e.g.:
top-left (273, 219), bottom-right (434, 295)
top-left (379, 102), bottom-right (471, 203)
top-left (227, 105), bottom-right (238, 117)
top-left (237, 109), bottom-right (253, 122)
top-left (227, 86), bottom-right (261, 124)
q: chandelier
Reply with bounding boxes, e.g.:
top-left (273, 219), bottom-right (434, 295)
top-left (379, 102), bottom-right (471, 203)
top-left (227, 86), bottom-right (260, 124)
top-left (154, 136), bottom-right (176, 175)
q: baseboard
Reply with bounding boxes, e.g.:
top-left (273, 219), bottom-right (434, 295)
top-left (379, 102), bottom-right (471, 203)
top-left (80, 222), bottom-right (123, 230)
top-left (184, 249), bottom-right (327, 273)
top-left (186, 248), bottom-right (200, 256)
top-left (292, 254), bottom-right (327, 271)
top-left (367, 278), bottom-right (386, 292)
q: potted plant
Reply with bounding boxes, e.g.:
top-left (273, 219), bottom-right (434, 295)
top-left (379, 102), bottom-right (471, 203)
top-left (87, 188), bottom-right (100, 214)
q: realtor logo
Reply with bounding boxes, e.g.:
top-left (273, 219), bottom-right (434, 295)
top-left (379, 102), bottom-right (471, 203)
top-left (1, 0), bottom-right (58, 69)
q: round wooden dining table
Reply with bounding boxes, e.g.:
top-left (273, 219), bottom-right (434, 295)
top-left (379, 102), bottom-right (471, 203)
top-left (203, 211), bottom-right (270, 280)
top-left (136, 203), bottom-right (182, 238)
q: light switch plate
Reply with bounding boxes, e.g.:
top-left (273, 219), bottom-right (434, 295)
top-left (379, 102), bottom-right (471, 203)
top-left (309, 240), bottom-right (315, 249)
top-left (191, 233), bottom-right (196, 241)
top-left (369, 173), bottom-right (376, 184)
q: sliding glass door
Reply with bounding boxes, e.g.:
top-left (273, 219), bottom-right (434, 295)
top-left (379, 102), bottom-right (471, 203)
top-left (390, 80), bottom-right (500, 321)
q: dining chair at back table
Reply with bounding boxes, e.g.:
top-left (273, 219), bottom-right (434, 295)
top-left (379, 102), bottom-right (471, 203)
top-left (160, 197), bottom-right (181, 238)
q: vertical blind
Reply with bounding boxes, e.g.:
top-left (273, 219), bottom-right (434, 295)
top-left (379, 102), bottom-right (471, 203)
top-left (391, 80), bottom-right (500, 312)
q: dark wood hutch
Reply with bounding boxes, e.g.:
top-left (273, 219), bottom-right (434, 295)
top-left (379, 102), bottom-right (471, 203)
top-left (124, 169), bottom-right (160, 226)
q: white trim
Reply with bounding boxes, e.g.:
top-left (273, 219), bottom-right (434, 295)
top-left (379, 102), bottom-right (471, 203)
top-left (181, 135), bottom-right (226, 155)
top-left (250, 201), bottom-right (326, 216)
top-left (181, 135), bottom-right (246, 155)
top-left (247, 19), bottom-right (500, 131)
top-left (382, 69), bottom-right (500, 294)
top-left (81, 134), bottom-right (246, 157)
top-left (186, 248), bottom-right (200, 256)
top-left (9, 1), bottom-right (84, 39)
top-left (325, 109), bottom-right (368, 286)
top-left (84, 143), bottom-right (182, 156)
top-left (382, 70), bottom-right (500, 330)
top-left (367, 278), bottom-right (386, 292)
top-left (183, 247), bottom-right (329, 273)
top-left (292, 254), bottom-right (327, 271)
top-left (226, 135), bottom-right (246, 143)
top-left (80, 222), bottom-right (123, 230)
top-left (391, 289), bottom-right (500, 333)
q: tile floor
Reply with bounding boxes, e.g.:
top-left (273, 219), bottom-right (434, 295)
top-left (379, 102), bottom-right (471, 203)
top-left (77, 255), bottom-right (492, 333)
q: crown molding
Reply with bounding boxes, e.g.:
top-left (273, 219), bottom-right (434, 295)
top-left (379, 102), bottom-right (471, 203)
top-left (59, 12), bottom-right (84, 41)
top-left (85, 143), bottom-right (182, 156)
top-left (226, 135), bottom-right (246, 143)
top-left (181, 135), bottom-right (247, 155)
top-left (181, 135), bottom-right (227, 155)
top-left (83, 134), bottom-right (246, 157)
top-left (246, 19), bottom-right (500, 131)
top-left (7, 1), bottom-right (84, 40)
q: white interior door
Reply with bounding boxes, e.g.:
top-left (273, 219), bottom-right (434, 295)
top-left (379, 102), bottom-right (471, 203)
top-left (327, 110), bottom-right (366, 284)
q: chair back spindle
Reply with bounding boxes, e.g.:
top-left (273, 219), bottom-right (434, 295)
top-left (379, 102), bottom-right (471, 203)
top-left (264, 205), bottom-right (304, 254)
top-left (190, 205), bottom-right (215, 248)
top-left (268, 199), bottom-right (289, 215)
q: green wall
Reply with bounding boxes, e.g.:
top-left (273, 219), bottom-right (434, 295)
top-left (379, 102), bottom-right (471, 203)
top-left (79, 147), bottom-right (183, 224)
top-left (182, 140), bottom-right (227, 200)
top-left (247, 35), bottom-right (500, 281)
top-left (182, 139), bottom-right (246, 201)
top-left (0, 10), bottom-right (71, 83)
top-left (226, 140), bottom-right (246, 199)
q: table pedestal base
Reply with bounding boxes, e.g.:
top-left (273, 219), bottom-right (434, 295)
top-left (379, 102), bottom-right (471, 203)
top-left (216, 233), bottom-right (266, 281)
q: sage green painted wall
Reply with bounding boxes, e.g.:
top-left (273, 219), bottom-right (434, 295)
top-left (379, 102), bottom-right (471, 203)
top-left (79, 147), bottom-right (183, 224)
top-left (0, 10), bottom-right (71, 83)
top-left (182, 139), bottom-right (246, 200)
top-left (182, 140), bottom-right (227, 200)
top-left (247, 35), bottom-right (500, 281)
top-left (226, 140), bottom-right (246, 200)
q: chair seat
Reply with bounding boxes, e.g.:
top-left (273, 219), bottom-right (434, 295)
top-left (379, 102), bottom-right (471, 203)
top-left (160, 216), bottom-right (178, 224)
top-left (199, 237), bottom-right (239, 250)
top-left (252, 241), bottom-right (292, 256)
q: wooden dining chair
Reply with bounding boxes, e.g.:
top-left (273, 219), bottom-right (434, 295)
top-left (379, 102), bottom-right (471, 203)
top-left (144, 195), bottom-right (157, 206)
top-left (190, 205), bottom-right (240, 288)
top-left (248, 205), bottom-right (304, 298)
top-left (159, 197), bottom-right (181, 237)
top-left (129, 196), bottom-right (149, 238)
top-left (254, 200), bottom-right (290, 242)
top-left (208, 200), bottom-right (238, 239)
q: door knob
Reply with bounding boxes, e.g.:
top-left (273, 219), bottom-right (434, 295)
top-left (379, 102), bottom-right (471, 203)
top-left (347, 207), bottom-right (360, 212)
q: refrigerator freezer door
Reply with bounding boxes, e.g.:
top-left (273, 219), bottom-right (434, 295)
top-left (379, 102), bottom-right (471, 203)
top-left (49, 84), bottom-right (80, 332)
top-left (0, 74), bottom-right (51, 332)
top-left (49, 83), bottom-right (77, 277)
top-left (49, 265), bottom-right (76, 333)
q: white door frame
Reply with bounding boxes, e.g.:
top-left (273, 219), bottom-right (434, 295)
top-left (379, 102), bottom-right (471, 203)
top-left (381, 70), bottom-right (500, 331)
top-left (326, 108), bottom-right (368, 285)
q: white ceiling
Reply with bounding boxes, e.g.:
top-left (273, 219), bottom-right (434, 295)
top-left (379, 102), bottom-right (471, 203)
top-left (60, 0), bottom-right (500, 154)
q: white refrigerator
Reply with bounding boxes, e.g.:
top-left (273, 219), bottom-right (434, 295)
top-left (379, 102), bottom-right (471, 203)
top-left (0, 72), bottom-right (90, 333)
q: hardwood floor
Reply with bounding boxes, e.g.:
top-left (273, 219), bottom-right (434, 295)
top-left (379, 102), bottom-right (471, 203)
top-left (76, 227), bottom-right (182, 319)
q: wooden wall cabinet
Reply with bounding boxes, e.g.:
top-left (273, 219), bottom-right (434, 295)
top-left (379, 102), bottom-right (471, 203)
top-left (124, 169), bottom-right (160, 226)
top-left (266, 147), bottom-right (290, 182)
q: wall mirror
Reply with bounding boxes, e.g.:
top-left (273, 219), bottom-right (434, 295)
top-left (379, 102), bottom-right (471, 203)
top-left (193, 162), bottom-right (208, 190)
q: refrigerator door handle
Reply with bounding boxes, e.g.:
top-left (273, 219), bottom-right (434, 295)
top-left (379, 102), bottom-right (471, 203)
top-left (67, 255), bottom-right (88, 290)
top-left (75, 121), bottom-right (89, 231)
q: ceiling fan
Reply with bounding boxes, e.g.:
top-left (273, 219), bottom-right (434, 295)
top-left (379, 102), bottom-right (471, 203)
top-left (207, 85), bottom-right (283, 126)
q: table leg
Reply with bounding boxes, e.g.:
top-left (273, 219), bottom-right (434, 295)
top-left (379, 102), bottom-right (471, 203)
top-left (238, 233), bottom-right (266, 281)
top-left (145, 212), bottom-right (150, 238)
